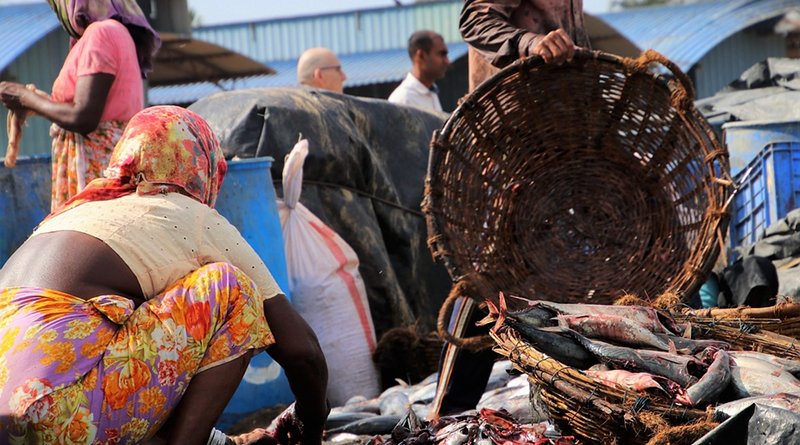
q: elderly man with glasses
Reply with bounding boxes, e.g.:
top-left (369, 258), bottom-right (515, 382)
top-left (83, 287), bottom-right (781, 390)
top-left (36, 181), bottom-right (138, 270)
top-left (297, 47), bottom-right (348, 94)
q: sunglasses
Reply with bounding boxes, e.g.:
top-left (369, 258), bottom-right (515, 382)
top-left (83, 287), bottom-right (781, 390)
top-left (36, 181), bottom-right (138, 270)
top-left (319, 65), bottom-right (343, 72)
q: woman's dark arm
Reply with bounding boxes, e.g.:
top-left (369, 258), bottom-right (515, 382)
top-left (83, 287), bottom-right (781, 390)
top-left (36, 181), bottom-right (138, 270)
top-left (0, 73), bottom-right (113, 134)
top-left (263, 295), bottom-right (329, 445)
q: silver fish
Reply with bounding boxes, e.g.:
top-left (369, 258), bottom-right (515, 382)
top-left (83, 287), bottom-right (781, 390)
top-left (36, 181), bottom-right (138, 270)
top-left (714, 392), bottom-right (800, 420)
top-left (325, 411), bottom-right (378, 430)
top-left (408, 381), bottom-right (437, 405)
top-left (677, 350), bottom-right (731, 406)
top-left (657, 335), bottom-right (730, 354)
top-left (379, 387), bottom-right (410, 416)
top-left (729, 351), bottom-right (800, 375)
top-left (485, 360), bottom-right (513, 391)
top-left (583, 369), bottom-right (669, 394)
top-left (730, 355), bottom-right (800, 398)
top-left (476, 384), bottom-right (532, 423)
top-left (511, 296), bottom-right (680, 334)
top-left (557, 313), bottom-right (674, 352)
top-left (340, 396), bottom-right (381, 415)
top-left (568, 330), bottom-right (702, 387)
top-left (504, 319), bottom-right (595, 369)
top-left (325, 414), bottom-right (404, 435)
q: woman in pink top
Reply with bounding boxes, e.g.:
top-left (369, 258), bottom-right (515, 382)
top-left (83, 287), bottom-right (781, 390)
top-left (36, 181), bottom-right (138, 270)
top-left (0, 0), bottom-right (160, 210)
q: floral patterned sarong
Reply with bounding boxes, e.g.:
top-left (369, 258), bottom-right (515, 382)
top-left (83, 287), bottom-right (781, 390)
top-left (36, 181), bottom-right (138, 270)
top-left (50, 121), bottom-right (126, 211)
top-left (0, 262), bottom-right (274, 445)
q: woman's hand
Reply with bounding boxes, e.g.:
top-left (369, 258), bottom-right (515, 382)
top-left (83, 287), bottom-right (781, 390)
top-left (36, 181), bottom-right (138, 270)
top-left (0, 81), bottom-right (29, 110)
top-left (2, 73), bottom-right (111, 135)
top-left (262, 295), bottom-right (329, 445)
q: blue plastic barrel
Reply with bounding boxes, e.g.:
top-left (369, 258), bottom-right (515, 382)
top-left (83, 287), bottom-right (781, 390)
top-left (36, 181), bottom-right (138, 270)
top-left (213, 157), bottom-right (294, 430)
top-left (0, 156), bottom-right (52, 266)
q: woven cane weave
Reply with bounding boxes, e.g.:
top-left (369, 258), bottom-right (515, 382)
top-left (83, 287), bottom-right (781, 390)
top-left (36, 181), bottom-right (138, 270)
top-left (424, 50), bottom-right (731, 306)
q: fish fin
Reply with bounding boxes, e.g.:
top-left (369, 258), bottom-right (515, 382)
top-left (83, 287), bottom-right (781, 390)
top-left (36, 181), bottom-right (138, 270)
top-left (506, 294), bottom-right (533, 306)
top-left (668, 339), bottom-right (677, 355)
top-left (476, 301), bottom-right (497, 327)
top-left (683, 323), bottom-right (693, 339)
top-left (491, 293), bottom-right (507, 332)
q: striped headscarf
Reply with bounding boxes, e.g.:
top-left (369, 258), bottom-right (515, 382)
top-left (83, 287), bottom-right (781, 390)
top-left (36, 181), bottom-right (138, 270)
top-left (49, 106), bottom-right (227, 218)
top-left (47, 0), bottom-right (160, 77)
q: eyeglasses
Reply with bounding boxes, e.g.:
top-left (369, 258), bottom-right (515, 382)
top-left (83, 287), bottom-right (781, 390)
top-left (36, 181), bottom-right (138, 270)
top-left (319, 65), bottom-right (342, 72)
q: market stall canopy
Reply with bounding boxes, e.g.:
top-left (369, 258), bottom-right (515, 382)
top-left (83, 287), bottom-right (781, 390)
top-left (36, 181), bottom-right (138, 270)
top-left (151, 33), bottom-right (275, 87)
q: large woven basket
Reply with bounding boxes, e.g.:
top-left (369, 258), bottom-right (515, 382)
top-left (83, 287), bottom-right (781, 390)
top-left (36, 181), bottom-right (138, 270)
top-left (423, 50), bottom-right (732, 306)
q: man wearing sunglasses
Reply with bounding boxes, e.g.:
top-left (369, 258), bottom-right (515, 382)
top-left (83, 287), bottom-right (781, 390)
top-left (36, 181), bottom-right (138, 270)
top-left (297, 47), bottom-right (348, 94)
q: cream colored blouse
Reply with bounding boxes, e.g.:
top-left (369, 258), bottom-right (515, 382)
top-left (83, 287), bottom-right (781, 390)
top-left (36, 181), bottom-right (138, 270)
top-left (33, 192), bottom-right (282, 300)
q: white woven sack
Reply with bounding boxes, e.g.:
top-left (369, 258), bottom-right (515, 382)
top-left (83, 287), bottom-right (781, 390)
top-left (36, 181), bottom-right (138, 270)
top-left (277, 139), bottom-right (379, 405)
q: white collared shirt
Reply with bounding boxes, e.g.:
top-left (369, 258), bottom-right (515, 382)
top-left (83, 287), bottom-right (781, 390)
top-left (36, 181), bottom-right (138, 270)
top-left (387, 73), bottom-right (444, 113)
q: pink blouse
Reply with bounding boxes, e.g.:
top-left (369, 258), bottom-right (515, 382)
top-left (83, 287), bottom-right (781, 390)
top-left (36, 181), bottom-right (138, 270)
top-left (51, 19), bottom-right (144, 123)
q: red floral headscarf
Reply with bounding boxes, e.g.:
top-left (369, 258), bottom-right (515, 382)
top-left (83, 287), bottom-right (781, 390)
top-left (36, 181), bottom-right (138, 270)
top-left (49, 106), bottom-right (227, 219)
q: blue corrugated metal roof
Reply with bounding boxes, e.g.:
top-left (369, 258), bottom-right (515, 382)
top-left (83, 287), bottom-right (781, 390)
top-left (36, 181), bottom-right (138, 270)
top-left (192, 1), bottom-right (463, 62)
top-left (148, 42), bottom-right (469, 105)
top-left (599, 0), bottom-right (799, 71)
top-left (0, 2), bottom-right (59, 71)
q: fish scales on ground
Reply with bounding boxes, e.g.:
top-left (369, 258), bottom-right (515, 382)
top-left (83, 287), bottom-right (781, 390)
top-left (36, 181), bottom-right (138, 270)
top-left (556, 313), bottom-right (675, 352)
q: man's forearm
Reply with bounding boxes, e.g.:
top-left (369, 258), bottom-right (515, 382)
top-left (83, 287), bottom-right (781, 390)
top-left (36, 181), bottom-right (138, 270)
top-left (460, 0), bottom-right (540, 68)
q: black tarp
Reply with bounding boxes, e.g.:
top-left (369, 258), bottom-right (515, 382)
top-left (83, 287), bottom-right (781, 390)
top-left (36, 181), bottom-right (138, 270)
top-left (694, 403), bottom-right (800, 445)
top-left (188, 87), bottom-right (452, 337)
top-left (696, 58), bottom-right (800, 135)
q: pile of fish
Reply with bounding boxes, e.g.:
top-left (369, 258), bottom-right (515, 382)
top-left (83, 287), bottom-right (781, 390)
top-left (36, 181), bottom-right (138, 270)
top-left (322, 360), bottom-right (570, 443)
top-left (486, 293), bottom-right (800, 421)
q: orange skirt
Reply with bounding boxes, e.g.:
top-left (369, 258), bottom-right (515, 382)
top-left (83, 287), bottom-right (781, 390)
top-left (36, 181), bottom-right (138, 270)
top-left (0, 262), bottom-right (273, 444)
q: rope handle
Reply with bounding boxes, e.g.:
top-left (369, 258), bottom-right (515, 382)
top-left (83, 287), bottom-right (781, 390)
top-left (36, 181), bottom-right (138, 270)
top-left (436, 281), bottom-right (494, 351)
top-left (627, 49), bottom-right (696, 103)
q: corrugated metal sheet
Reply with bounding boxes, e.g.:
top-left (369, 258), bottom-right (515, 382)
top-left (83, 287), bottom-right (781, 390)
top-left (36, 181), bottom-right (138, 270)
top-left (192, 1), bottom-right (463, 62)
top-left (0, 2), bottom-right (59, 72)
top-left (1, 28), bottom-right (70, 158)
top-left (0, 2), bottom-right (67, 159)
top-left (693, 31), bottom-right (786, 99)
top-left (599, 0), bottom-right (798, 71)
top-left (148, 42), bottom-right (469, 105)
